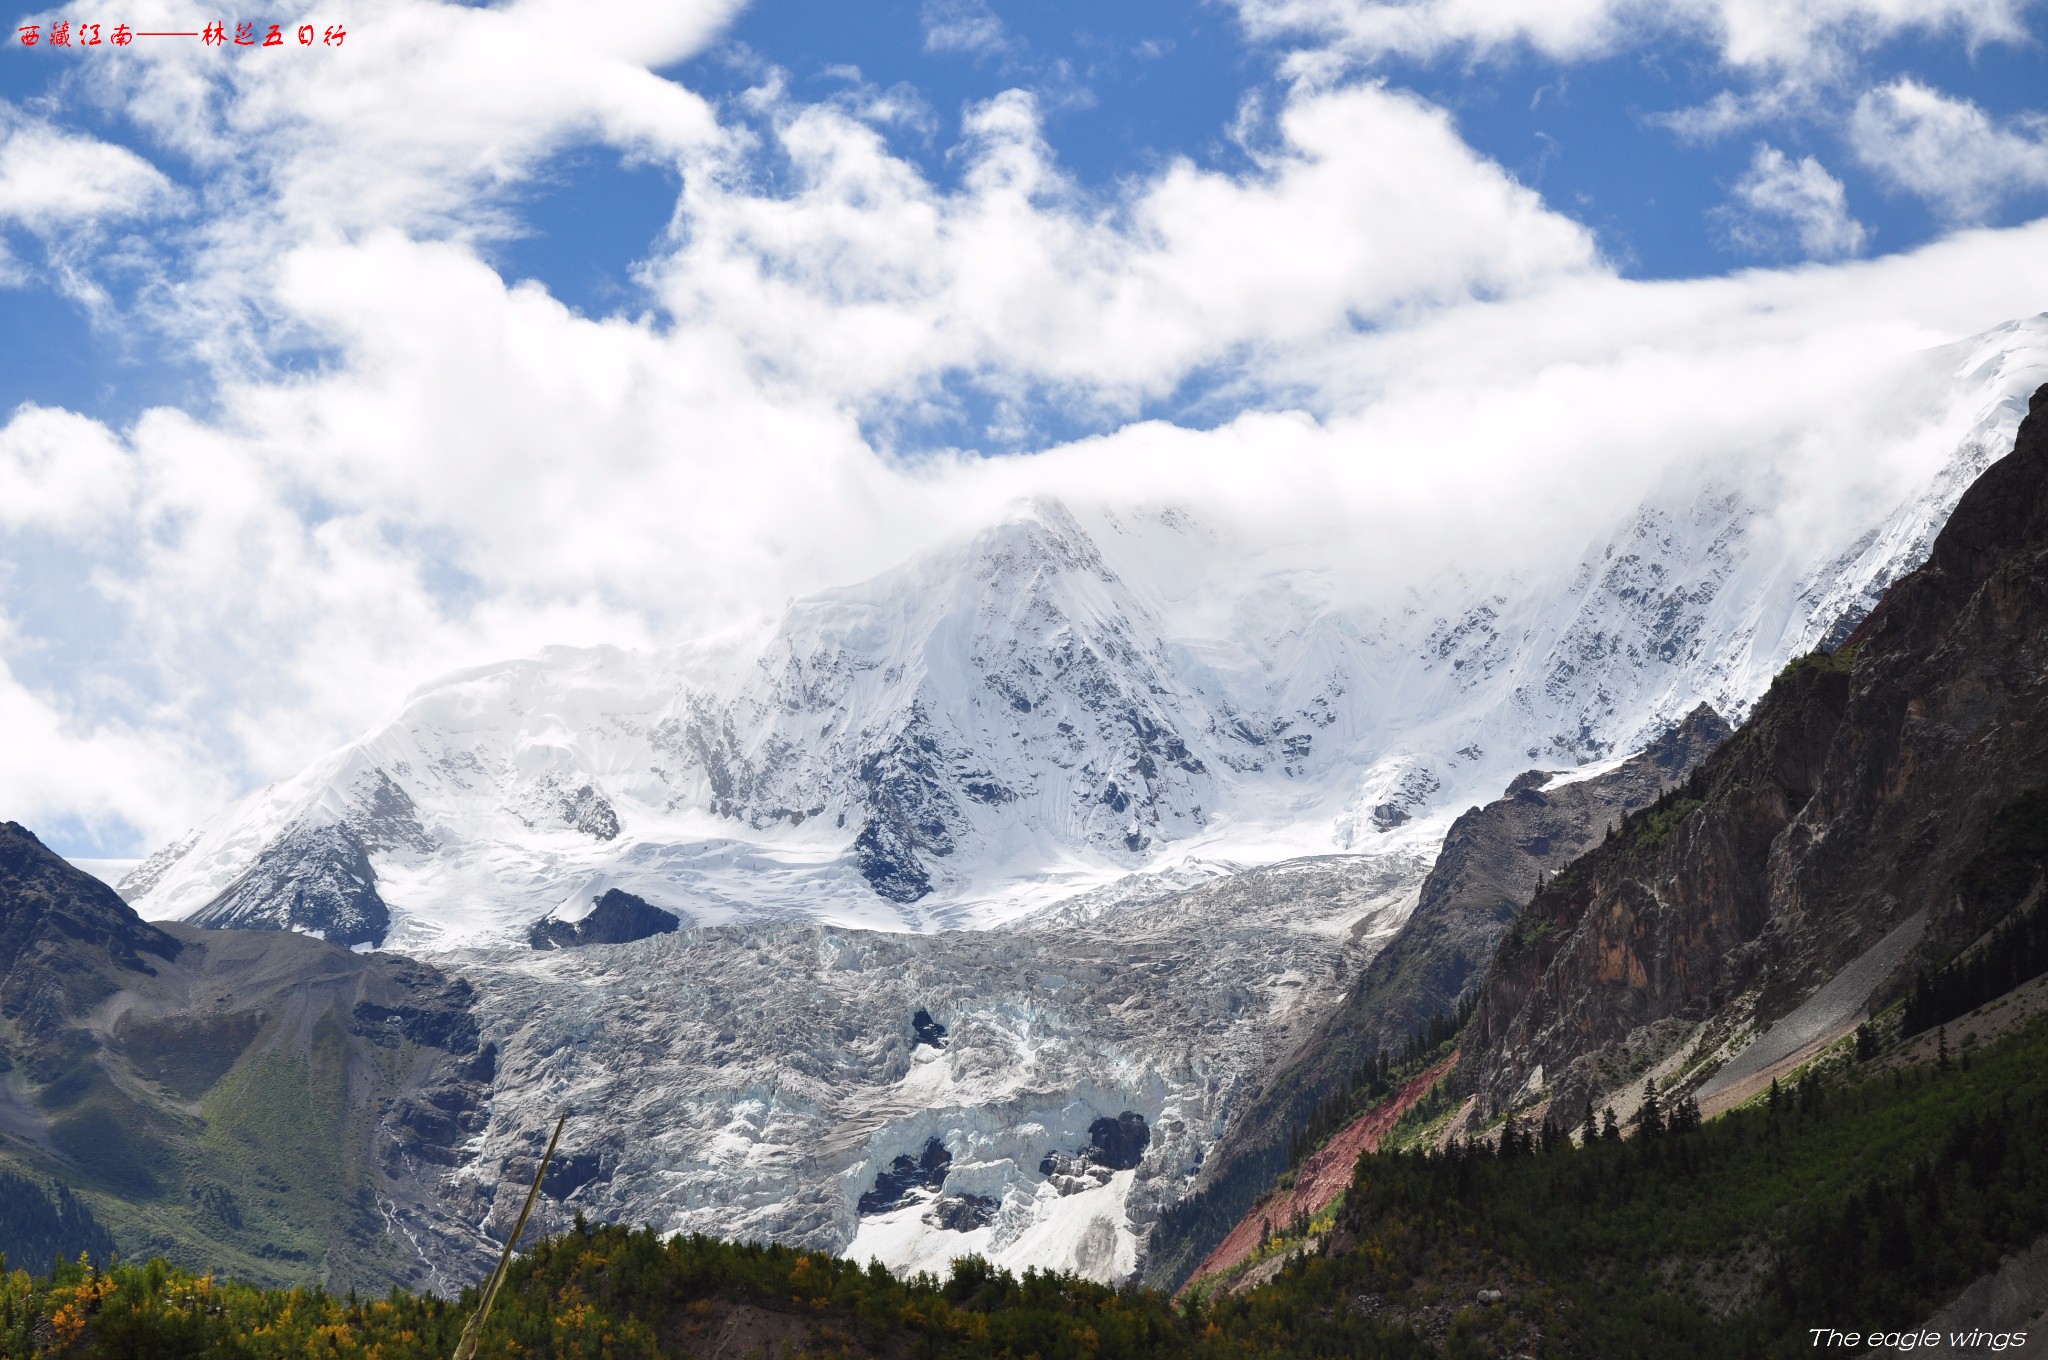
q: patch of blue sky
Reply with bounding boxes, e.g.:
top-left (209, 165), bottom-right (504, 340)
top-left (487, 147), bottom-right (680, 318)
top-left (687, 1), bottom-right (2047, 284)
top-left (861, 343), bottom-right (1292, 461)
top-left (1, 54), bottom-right (215, 427)
top-left (0, 260), bottom-right (214, 427)
top-left (861, 369), bottom-right (1135, 460)
top-left (32, 809), bottom-right (140, 861)
top-left (1384, 48), bottom-right (1773, 278)
top-left (1400, 33), bottom-right (2048, 277)
top-left (675, 0), bottom-right (1266, 193)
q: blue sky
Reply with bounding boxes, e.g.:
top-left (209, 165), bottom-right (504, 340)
top-left (2, 0), bottom-right (2047, 856)
top-left (9, 1), bottom-right (2047, 429)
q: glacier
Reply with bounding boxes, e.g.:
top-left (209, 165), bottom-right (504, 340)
top-left (122, 314), bottom-right (2048, 1284)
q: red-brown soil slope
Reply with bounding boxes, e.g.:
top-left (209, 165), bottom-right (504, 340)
top-left (1182, 1052), bottom-right (1457, 1291)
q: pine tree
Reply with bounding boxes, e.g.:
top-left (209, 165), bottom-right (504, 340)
top-left (1937, 1026), bottom-right (1951, 1073)
top-left (1635, 1079), bottom-right (1663, 1138)
top-left (1580, 1096), bottom-right (1598, 1147)
top-left (1600, 1107), bottom-right (1620, 1141)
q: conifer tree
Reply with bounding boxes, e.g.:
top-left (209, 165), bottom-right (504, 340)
top-left (1635, 1079), bottom-right (1663, 1138)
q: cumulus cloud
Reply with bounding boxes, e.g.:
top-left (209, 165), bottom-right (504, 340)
top-left (648, 80), bottom-right (1600, 419)
top-left (0, 638), bottom-right (229, 851)
top-left (1715, 143), bottom-right (1869, 258)
top-left (1850, 78), bottom-right (2048, 221)
top-left (0, 406), bottom-right (137, 530)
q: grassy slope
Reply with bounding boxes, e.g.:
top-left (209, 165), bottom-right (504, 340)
top-left (0, 1006), bottom-right (403, 1293)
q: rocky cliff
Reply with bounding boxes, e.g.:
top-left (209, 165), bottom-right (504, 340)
top-left (1463, 382), bottom-right (2048, 1123)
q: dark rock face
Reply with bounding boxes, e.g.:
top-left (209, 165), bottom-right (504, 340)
top-left (1142, 706), bottom-right (1729, 1289)
top-left (351, 959), bottom-right (484, 1054)
top-left (911, 1008), bottom-right (948, 1048)
top-left (853, 711), bottom-right (961, 903)
top-left (528, 890), bottom-right (679, 950)
top-left (1382, 703), bottom-right (1732, 1040)
top-left (1464, 383), bottom-right (2048, 1120)
top-left (192, 822), bottom-right (390, 948)
top-left (541, 1151), bottom-right (609, 1202)
top-left (0, 823), bottom-right (183, 1033)
top-left (560, 785), bottom-right (620, 841)
top-left (1088, 1112), bottom-right (1151, 1171)
top-left (858, 1137), bottom-right (952, 1214)
top-left (925, 1193), bottom-right (998, 1232)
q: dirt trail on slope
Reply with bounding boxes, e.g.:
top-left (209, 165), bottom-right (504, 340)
top-left (1182, 1052), bottom-right (1458, 1292)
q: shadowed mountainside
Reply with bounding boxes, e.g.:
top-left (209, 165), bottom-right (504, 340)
top-left (0, 822), bottom-right (495, 1292)
top-left (1459, 381), bottom-right (2048, 1127)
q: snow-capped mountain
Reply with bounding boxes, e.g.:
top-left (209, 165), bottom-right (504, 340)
top-left (125, 318), bottom-right (2048, 950)
top-left (98, 316), bottom-right (2048, 1289)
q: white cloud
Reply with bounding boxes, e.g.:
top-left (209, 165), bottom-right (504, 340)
top-left (0, 119), bottom-right (174, 231)
top-left (922, 0), bottom-right (1011, 56)
top-left (1229, 0), bottom-right (2037, 72)
top-left (649, 81), bottom-right (1600, 416)
top-left (0, 638), bottom-right (229, 850)
top-left (1716, 143), bottom-right (1869, 258)
top-left (1850, 78), bottom-right (2048, 221)
top-left (0, 405), bottom-right (137, 530)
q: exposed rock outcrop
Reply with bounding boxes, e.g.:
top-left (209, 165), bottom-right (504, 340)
top-left (859, 1138), bottom-right (952, 1215)
top-left (191, 822), bottom-right (390, 948)
top-left (528, 889), bottom-right (679, 950)
top-left (1087, 1112), bottom-right (1151, 1171)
